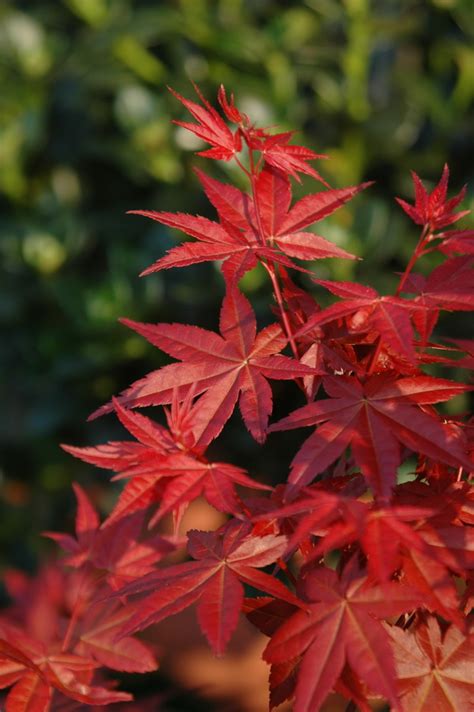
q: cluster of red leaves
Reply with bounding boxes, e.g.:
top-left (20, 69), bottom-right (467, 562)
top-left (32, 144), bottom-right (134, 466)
top-left (2, 85), bottom-right (473, 711)
top-left (0, 488), bottom-right (163, 711)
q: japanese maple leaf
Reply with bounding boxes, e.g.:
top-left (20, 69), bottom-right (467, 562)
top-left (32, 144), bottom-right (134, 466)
top-left (399, 547), bottom-right (464, 627)
top-left (68, 396), bottom-right (269, 527)
top-left (404, 257), bottom-right (474, 312)
top-left (169, 84), bottom-right (331, 182)
top-left (389, 616), bottom-right (474, 711)
top-left (0, 625), bottom-right (131, 712)
top-left (270, 373), bottom-right (472, 499)
top-left (142, 450), bottom-right (271, 527)
top-left (74, 602), bottom-right (157, 674)
top-left (276, 268), bottom-right (369, 393)
top-left (65, 389), bottom-right (195, 480)
top-left (415, 517), bottom-right (474, 574)
top-left (245, 597), bottom-right (373, 711)
top-left (396, 164), bottom-right (469, 231)
top-left (111, 521), bottom-right (301, 655)
top-left (399, 258), bottom-right (473, 342)
top-left (132, 203), bottom-right (267, 280)
top-left (393, 505), bottom-right (474, 627)
top-left (102, 449), bottom-right (268, 530)
top-left (257, 134), bottom-right (329, 184)
top-left (0, 557), bottom-right (158, 709)
top-left (253, 165), bottom-right (366, 259)
top-left (133, 166), bottom-right (365, 279)
top-left (91, 286), bottom-right (316, 443)
top-left (395, 478), bottom-right (474, 527)
top-left (299, 277), bottom-right (419, 364)
top-left (261, 490), bottom-right (438, 582)
top-left (292, 502), bottom-right (467, 627)
top-left (263, 558), bottom-right (423, 712)
top-left (44, 483), bottom-right (174, 589)
top-left (252, 487), bottom-right (348, 559)
top-left (169, 84), bottom-right (241, 161)
top-left (1, 565), bottom-right (158, 672)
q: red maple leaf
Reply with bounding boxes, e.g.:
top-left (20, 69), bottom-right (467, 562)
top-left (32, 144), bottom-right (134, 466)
top-left (74, 602), bottom-right (157, 674)
top-left (0, 558), bottom-right (158, 711)
top-left (111, 520), bottom-right (301, 655)
top-left (389, 616), bottom-right (474, 711)
top-left (396, 164), bottom-right (469, 231)
top-left (261, 489), bottom-right (438, 580)
top-left (91, 286), bottom-right (316, 443)
top-left (246, 596), bottom-right (375, 711)
top-left (395, 478), bottom-right (474, 527)
top-left (67, 394), bottom-right (270, 527)
top-left (252, 487), bottom-right (347, 558)
top-left (253, 165), bottom-right (366, 259)
top-left (168, 83), bottom-right (241, 161)
top-left (62, 392), bottom-right (187, 480)
top-left (404, 257), bottom-right (474, 312)
top-left (299, 278), bottom-right (420, 365)
top-left (169, 83), bottom-right (328, 184)
top-left (399, 257), bottom-right (473, 342)
top-left (257, 134), bottom-right (329, 184)
top-left (399, 547), bottom-right (464, 627)
top-left (270, 373), bottom-right (472, 498)
top-left (132, 165), bottom-right (367, 280)
top-left (0, 625), bottom-right (132, 712)
top-left (263, 558), bottom-right (422, 712)
top-left (44, 483), bottom-right (173, 588)
top-left (267, 489), bottom-right (469, 625)
top-left (170, 83), bottom-right (333, 181)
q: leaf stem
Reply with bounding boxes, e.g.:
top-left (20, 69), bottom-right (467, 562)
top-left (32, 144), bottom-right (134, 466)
top-left (276, 557), bottom-right (298, 588)
top-left (262, 260), bottom-right (300, 361)
top-left (61, 569), bottom-right (91, 652)
top-left (395, 224), bottom-right (431, 296)
top-left (366, 335), bottom-right (382, 376)
top-left (245, 144), bottom-right (301, 361)
top-left (234, 155), bottom-right (251, 179)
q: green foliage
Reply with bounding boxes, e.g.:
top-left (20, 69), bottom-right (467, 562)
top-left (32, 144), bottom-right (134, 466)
top-left (0, 0), bottom-right (472, 563)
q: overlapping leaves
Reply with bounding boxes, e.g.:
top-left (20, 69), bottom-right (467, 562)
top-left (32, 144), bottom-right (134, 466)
top-left (270, 373), bottom-right (472, 498)
top-left (6, 84), bottom-right (472, 712)
top-left (91, 286), bottom-right (316, 443)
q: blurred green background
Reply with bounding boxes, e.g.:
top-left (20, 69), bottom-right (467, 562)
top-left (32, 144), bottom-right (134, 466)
top-left (1, 0), bottom-right (473, 563)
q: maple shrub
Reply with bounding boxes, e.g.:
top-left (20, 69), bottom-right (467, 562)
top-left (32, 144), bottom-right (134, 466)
top-left (1, 85), bottom-right (473, 712)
